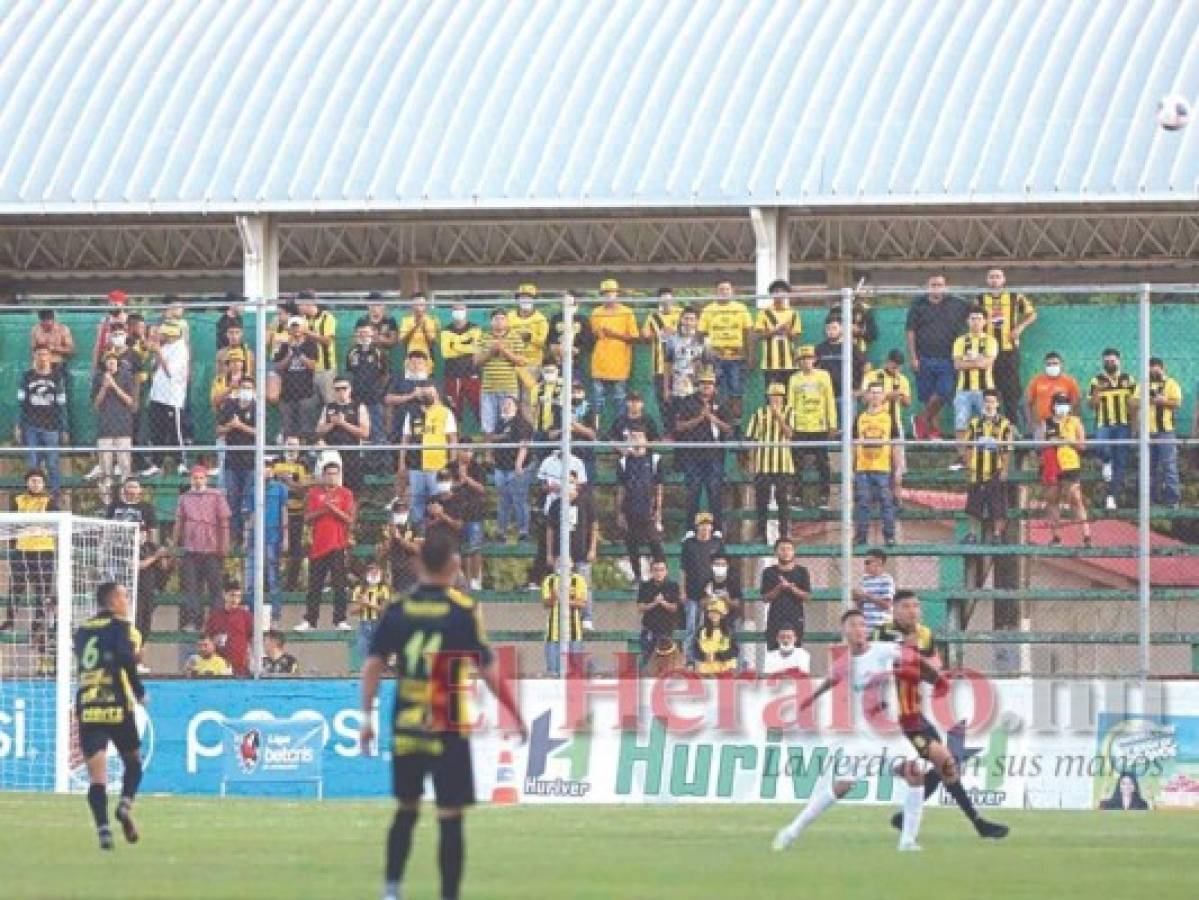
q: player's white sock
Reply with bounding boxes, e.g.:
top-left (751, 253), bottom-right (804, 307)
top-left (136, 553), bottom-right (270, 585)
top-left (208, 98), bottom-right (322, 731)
top-left (788, 778), bottom-right (838, 837)
top-left (900, 780), bottom-right (924, 847)
top-left (382, 880), bottom-right (400, 900)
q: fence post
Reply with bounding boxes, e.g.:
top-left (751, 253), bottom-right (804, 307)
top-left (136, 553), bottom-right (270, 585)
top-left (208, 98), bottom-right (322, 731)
top-left (840, 287), bottom-right (854, 612)
top-left (558, 294), bottom-right (575, 682)
top-left (1137, 283), bottom-right (1151, 681)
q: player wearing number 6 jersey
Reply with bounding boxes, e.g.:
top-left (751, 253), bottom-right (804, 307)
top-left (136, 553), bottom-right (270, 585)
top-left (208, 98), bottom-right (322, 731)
top-left (773, 609), bottom-right (930, 853)
top-left (74, 581), bottom-right (146, 851)
top-left (359, 531), bottom-right (527, 900)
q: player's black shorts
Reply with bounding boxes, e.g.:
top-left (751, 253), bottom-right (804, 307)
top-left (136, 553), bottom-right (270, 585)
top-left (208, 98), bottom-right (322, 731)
top-left (391, 733), bottom-right (475, 808)
top-left (77, 717), bottom-right (140, 759)
top-left (901, 716), bottom-right (943, 760)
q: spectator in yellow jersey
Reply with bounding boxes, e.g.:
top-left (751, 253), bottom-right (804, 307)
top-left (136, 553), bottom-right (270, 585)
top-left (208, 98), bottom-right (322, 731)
top-left (643, 287), bottom-right (681, 407)
top-left (271, 437), bottom-right (310, 592)
top-left (1134, 357), bottom-right (1183, 507)
top-left (510, 283), bottom-right (549, 413)
top-left (589, 278), bottom-right (640, 421)
top-left (185, 635), bottom-right (232, 678)
top-left (440, 300), bottom-right (483, 424)
top-left (1088, 348), bottom-right (1136, 511)
top-left (698, 279), bottom-right (753, 421)
top-left (397, 292), bottom-right (439, 364)
top-left (299, 292), bottom-right (338, 405)
top-left (860, 350), bottom-right (912, 501)
top-left (1041, 391), bottom-right (1091, 547)
top-left (6, 470), bottom-right (57, 643)
top-left (786, 345), bottom-right (837, 510)
top-left (475, 308), bottom-right (526, 433)
top-left (352, 561), bottom-right (391, 670)
top-left (694, 599), bottom-right (738, 676)
top-left (397, 385), bottom-right (458, 528)
top-left (979, 267), bottom-right (1036, 426)
top-left (853, 382), bottom-right (897, 547)
top-left (541, 567), bottom-right (587, 677)
top-left (744, 383), bottom-right (797, 543)
top-left (964, 390), bottom-right (1014, 544)
top-left (755, 279), bottom-right (802, 388)
top-left (951, 307), bottom-right (999, 471)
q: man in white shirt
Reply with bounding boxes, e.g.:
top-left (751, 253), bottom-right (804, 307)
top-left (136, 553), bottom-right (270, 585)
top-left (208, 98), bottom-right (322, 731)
top-left (536, 449), bottom-right (588, 515)
top-left (852, 548), bottom-right (896, 631)
top-left (143, 322), bottom-right (190, 476)
top-left (762, 624), bottom-right (810, 674)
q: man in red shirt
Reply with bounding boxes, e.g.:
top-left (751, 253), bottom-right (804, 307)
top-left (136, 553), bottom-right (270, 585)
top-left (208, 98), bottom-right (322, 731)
top-left (206, 578), bottom-right (253, 676)
top-left (297, 461), bottom-right (356, 632)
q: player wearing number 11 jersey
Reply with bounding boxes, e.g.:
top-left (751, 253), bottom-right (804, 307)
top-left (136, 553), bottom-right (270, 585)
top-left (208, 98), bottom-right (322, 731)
top-left (359, 532), bottom-right (526, 900)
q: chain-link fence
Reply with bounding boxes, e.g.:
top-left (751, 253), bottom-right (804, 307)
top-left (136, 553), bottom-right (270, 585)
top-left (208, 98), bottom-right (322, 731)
top-left (0, 282), bottom-right (1195, 678)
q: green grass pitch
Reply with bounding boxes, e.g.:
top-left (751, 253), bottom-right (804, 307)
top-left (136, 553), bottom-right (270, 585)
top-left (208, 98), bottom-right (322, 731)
top-left (0, 795), bottom-right (1192, 899)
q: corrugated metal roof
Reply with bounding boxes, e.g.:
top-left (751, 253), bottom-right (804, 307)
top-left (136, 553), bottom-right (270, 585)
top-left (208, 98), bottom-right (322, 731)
top-left (0, 0), bottom-right (1196, 214)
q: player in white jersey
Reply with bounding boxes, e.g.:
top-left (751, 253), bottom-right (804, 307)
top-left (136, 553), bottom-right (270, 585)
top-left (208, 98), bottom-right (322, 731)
top-left (773, 609), bottom-right (932, 853)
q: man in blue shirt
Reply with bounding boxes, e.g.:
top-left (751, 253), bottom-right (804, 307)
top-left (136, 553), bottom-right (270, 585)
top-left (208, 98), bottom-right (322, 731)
top-left (242, 471), bottom-right (290, 627)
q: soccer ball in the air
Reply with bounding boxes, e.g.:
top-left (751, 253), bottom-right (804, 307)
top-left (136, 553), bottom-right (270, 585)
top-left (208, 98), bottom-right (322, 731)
top-left (1157, 94), bottom-right (1191, 131)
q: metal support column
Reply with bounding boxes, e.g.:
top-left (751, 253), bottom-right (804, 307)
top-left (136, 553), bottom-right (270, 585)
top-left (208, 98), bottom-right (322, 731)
top-left (839, 287), bottom-right (855, 611)
top-left (237, 214), bottom-right (279, 676)
top-left (1136, 283), bottom-right (1152, 681)
top-left (750, 207), bottom-right (789, 309)
top-left (558, 295), bottom-right (576, 681)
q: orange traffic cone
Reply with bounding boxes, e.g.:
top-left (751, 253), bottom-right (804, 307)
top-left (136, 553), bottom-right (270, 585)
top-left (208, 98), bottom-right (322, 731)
top-left (491, 743), bottom-right (519, 805)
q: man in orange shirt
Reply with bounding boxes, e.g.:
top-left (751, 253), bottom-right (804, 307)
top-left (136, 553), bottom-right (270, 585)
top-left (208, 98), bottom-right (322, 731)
top-left (589, 278), bottom-right (640, 421)
top-left (1025, 351), bottom-right (1081, 432)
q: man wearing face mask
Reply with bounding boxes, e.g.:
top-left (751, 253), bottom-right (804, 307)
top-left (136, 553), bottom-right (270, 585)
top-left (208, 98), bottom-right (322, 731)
top-left (347, 323), bottom-right (390, 449)
top-left (424, 471), bottom-right (467, 553)
top-left (398, 384), bottom-right (457, 528)
top-left (1088, 349), bottom-right (1136, 511)
top-left (317, 377), bottom-right (371, 493)
top-left (1026, 352), bottom-right (1080, 439)
top-left (386, 501), bottom-right (422, 595)
top-left (762, 623), bottom-right (810, 675)
top-left (1041, 391), bottom-right (1091, 547)
top-left (547, 379), bottom-right (598, 483)
top-left (616, 428), bottom-right (664, 582)
top-left (1133, 358), bottom-right (1183, 508)
top-left (643, 288), bottom-right (681, 408)
top-left (440, 302), bottom-right (482, 423)
top-left (216, 376), bottom-right (258, 544)
top-left (703, 551), bottom-right (743, 635)
top-left (270, 437), bottom-right (310, 592)
top-left (351, 562), bottom-right (392, 670)
top-left (509, 283), bottom-right (549, 415)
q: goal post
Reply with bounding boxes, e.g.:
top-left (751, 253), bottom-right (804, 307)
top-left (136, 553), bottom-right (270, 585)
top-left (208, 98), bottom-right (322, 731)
top-left (0, 513), bottom-right (139, 794)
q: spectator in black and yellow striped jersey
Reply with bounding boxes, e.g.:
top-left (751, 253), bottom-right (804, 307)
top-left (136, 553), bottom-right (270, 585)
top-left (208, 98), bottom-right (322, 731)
top-left (979, 268), bottom-right (1037, 427)
top-left (1088, 348), bottom-right (1136, 511)
top-left (1133, 357), bottom-right (1183, 507)
top-left (860, 350), bottom-right (912, 501)
top-left (755, 280), bottom-right (801, 388)
top-left (351, 561), bottom-right (391, 670)
top-left (786, 345), bottom-right (837, 509)
top-left (744, 383), bottom-right (798, 543)
top-left (643, 288), bottom-right (681, 407)
top-left (950, 308), bottom-right (999, 471)
top-left (964, 390), bottom-right (1013, 544)
top-left (474, 308), bottom-right (526, 434)
top-left (541, 567), bottom-right (587, 677)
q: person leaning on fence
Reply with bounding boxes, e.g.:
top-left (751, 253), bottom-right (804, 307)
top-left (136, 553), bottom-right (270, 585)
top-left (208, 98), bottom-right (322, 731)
top-left (950, 307), bottom-right (999, 471)
top-left (615, 428), bottom-right (664, 582)
top-left (1134, 357), bottom-right (1183, 508)
top-left (906, 272), bottom-right (969, 440)
top-left (964, 389), bottom-right (1014, 544)
top-left (853, 382), bottom-right (898, 547)
top-left (744, 383), bottom-right (797, 543)
top-left (637, 557), bottom-right (680, 670)
top-left (172, 464), bottom-right (231, 631)
top-left (17, 346), bottom-right (67, 495)
top-left (643, 287), bottom-right (681, 408)
top-left (1088, 348), bottom-right (1136, 511)
top-left (786, 344), bottom-right (836, 510)
top-left (541, 566), bottom-right (587, 677)
top-left (756, 279), bottom-right (801, 389)
top-left (352, 561), bottom-right (391, 670)
top-left (297, 460), bottom-right (356, 632)
top-left (1041, 391), bottom-right (1092, 548)
top-left (860, 349), bottom-right (912, 502)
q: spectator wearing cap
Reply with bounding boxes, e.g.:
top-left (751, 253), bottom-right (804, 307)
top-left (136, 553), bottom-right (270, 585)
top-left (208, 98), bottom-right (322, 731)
top-left (18, 347), bottom-right (68, 494)
top-left (144, 319), bottom-right (190, 476)
top-left (475, 308), bottom-right (526, 433)
top-left (679, 513), bottom-right (723, 664)
top-left (215, 319), bottom-right (255, 374)
top-left (397, 381), bottom-right (457, 528)
top-left (853, 381), bottom-right (898, 546)
top-left (91, 348), bottom-right (138, 498)
top-left (615, 428), bottom-right (664, 582)
top-left (643, 288), bottom-right (681, 408)
top-left (398, 292), bottom-right (438, 364)
top-left (440, 300), bottom-right (483, 424)
top-left (697, 279), bottom-right (753, 422)
top-left (755, 280), bottom-right (802, 388)
top-left (510, 283), bottom-right (549, 414)
top-left (546, 477), bottom-right (599, 629)
top-left (272, 314), bottom-right (321, 442)
top-left (589, 279), bottom-right (640, 422)
top-left (860, 349), bottom-right (913, 500)
top-left (317, 375), bottom-right (371, 492)
top-left (786, 344), bottom-right (835, 510)
top-left (299, 292), bottom-right (339, 405)
top-left (491, 395), bottom-right (534, 543)
top-left (816, 315), bottom-right (868, 404)
top-left (950, 307), bottom-right (1000, 470)
top-left (90, 290), bottom-right (129, 370)
top-left (906, 273), bottom-right (970, 440)
top-left (357, 294), bottom-right (400, 352)
top-left (760, 537), bottom-right (810, 651)
top-left (346, 321), bottom-right (391, 448)
top-left (637, 558), bottom-right (681, 669)
top-left (298, 460), bottom-right (356, 631)
top-left (979, 267), bottom-right (1037, 426)
top-left (173, 465), bottom-right (231, 630)
top-left (216, 375), bottom-right (258, 541)
top-left (744, 383), bottom-right (797, 543)
top-left (671, 368), bottom-right (731, 530)
top-left (450, 443), bottom-right (488, 589)
top-left (1134, 357), bottom-right (1183, 508)
top-left (695, 595), bottom-right (739, 676)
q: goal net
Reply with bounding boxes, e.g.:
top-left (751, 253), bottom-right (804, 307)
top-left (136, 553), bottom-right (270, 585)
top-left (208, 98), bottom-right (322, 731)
top-left (0, 514), bottom-right (138, 793)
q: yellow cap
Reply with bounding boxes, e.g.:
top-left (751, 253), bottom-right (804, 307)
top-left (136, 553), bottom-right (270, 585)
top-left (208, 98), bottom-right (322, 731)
top-left (600, 278), bottom-right (620, 293)
top-left (516, 283), bottom-right (538, 298)
top-left (798, 344), bottom-right (816, 358)
top-left (767, 383), bottom-right (786, 397)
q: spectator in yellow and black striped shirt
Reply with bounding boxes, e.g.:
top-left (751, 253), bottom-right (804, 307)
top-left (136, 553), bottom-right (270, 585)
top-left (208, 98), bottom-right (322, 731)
top-left (475, 309), bottom-right (526, 433)
top-left (744, 384), bottom-right (797, 543)
top-left (755, 279), bottom-right (801, 388)
top-left (542, 568), bottom-right (587, 676)
top-left (964, 390), bottom-right (1013, 543)
top-left (1088, 348), bottom-right (1136, 510)
top-left (351, 561), bottom-right (391, 669)
top-left (1133, 357), bottom-right (1183, 507)
top-left (951, 308), bottom-right (999, 470)
top-left (980, 268), bottom-right (1036, 424)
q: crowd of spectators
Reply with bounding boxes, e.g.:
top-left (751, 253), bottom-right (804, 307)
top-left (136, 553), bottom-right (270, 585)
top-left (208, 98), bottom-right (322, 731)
top-left (3, 272), bottom-right (1193, 677)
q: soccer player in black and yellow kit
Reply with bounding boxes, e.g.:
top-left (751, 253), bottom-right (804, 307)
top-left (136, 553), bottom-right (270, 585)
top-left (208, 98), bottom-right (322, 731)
top-left (74, 581), bottom-right (146, 851)
top-left (359, 533), bottom-right (527, 900)
top-left (876, 591), bottom-right (1009, 840)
